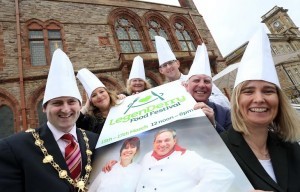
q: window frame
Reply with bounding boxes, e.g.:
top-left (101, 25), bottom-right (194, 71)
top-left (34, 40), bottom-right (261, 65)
top-left (143, 12), bottom-right (176, 52)
top-left (0, 104), bottom-right (15, 138)
top-left (109, 8), bottom-right (148, 54)
top-left (169, 15), bottom-right (199, 52)
top-left (115, 17), bottom-right (144, 53)
top-left (25, 19), bottom-right (65, 67)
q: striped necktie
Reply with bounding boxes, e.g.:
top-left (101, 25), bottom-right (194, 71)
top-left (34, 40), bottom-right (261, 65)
top-left (61, 133), bottom-right (82, 180)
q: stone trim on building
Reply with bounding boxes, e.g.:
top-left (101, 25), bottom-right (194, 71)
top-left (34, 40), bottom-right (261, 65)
top-left (23, 19), bottom-right (66, 68)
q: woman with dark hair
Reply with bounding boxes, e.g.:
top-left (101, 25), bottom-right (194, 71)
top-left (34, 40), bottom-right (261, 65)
top-left (76, 68), bottom-right (119, 134)
top-left (88, 137), bottom-right (141, 192)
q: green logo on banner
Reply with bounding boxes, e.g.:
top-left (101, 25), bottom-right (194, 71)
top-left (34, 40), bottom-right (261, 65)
top-left (124, 91), bottom-right (164, 114)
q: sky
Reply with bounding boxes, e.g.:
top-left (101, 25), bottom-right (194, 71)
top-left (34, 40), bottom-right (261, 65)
top-left (141, 0), bottom-right (300, 57)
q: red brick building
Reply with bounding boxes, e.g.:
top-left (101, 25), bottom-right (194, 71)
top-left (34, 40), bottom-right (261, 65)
top-left (0, 0), bottom-right (226, 138)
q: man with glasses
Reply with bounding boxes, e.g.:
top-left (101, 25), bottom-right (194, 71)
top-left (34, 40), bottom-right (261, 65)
top-left (155, 36), bottom-right (187, 83)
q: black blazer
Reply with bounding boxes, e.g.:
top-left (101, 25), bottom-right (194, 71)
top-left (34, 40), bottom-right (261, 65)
top-left (221, 126), bottom-right (300, 192)
top-left (76, 112), bottom-right (106, 135)
top-left (0, 124), bottom-right (98, 192)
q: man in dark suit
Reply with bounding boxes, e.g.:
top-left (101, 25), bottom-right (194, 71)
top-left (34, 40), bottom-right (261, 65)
top-left (0, 49), bottom-right (98, 192)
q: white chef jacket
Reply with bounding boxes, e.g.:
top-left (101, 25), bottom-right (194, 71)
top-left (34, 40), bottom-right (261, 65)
top-left (88, 162), bottom-right (141, 192)
top-left (179, 73), bottom-right (187, 82)
top-left (136, 150), bottom-right (234, 192)
top-left (209, 84), bottom-right (231, 109)
top-left (165, 73), bottom-right (187, 83)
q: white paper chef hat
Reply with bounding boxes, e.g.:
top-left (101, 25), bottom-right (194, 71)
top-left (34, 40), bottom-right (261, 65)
top-left (155, 36), bottom-right (176, 66)
top-left (234, 26), bottom-right (280, 88)
top-left (129, 56), bottom-right (146, 81)
top-left (43, 49), bottom-right (82, 105)
top-left (186, 44), bottom-right (212, 80)
top-left (76, 68), bottom-right (106, 99)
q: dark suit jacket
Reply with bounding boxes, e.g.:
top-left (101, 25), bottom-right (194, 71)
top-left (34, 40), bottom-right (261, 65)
top-left (0, 124), bottom-right (98, 192)
top-left (76, 112), bottom-right (106, 135)
top-left (207, 101), bottom-right (232, 133)
top-left (221, 126), bottom-right (300, 192)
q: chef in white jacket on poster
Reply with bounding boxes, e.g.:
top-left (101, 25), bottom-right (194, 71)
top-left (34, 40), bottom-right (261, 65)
top-left (88, 137), bottom-right (141, 192)
top-left (136, 129), bottom-right (234, 192)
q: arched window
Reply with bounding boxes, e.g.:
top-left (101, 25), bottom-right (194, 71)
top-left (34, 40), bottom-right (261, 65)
top-left (0, 105), bottom-right (14, 139)
top-left (144, 12), bottom-right (175, 51)
top-left (174, 22), bottom-right (196, 51)
top-left (115, 17), bottom-right (144, 53)
top-left (37, 100), bottom-right (47, 126)
top-left (27, 19), bottom-right (63, 66)
top-left (147, 19), bottom-right (169, 49)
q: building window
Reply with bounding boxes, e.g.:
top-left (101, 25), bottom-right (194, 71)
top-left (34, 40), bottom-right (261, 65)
top-left (48, 30), bottom-right (63, 57)
top-left (272, 46), bottom-right (279, 55)
top-left (0, 105), bottom-right (14, 139)
top-left (147, 20), bottom-right (169, 49)
top-left (286, 45), bottom-right (293, 52)
top-left (27, 20), bottom-right (63, 66)
top-left (29, 29), bottom-right (62, 66)
top-left (287, 69), bottom-right (297, 84)
top-left (115, 17), bottom-right (144, 53)
top-left (29, 30), bottom-right (47, 66)
top-left (37, 100), bottom-right (47, 126)
top-left (295, 68), bottom-right (300, 81)
top-left (174, 22), bottom-right (196, 51)
top-left (295, 43), bottom-right (300, 50)
top-left (279, 45), bottom-right (286, 54)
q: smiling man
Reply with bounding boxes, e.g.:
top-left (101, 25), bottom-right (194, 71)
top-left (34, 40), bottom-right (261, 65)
top-left (185, 44), bottom-right (231, 133)
top-left (0, 49), bottom-right (98, 192)
top-left (136, 128), bottom-right (234, 192)
top-left (155, 36), bottom-right (187, 83)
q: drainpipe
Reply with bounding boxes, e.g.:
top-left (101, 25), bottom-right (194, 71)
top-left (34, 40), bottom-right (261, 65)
top-left (15, 0), bottom-right (27, 131)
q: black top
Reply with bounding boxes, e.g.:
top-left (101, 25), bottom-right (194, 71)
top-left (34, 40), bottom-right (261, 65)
top-left (221, 126), bottom-right (300, 191)
top-left (207, 101), bottom-right (232, 133)
top-left (76, 112), bottom-right (106, 135)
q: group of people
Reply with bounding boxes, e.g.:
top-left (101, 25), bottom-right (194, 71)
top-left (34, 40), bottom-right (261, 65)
top-left (76, 34), bottom-right (231, 136)
top-left (0, 25), bottom-right (299, 192)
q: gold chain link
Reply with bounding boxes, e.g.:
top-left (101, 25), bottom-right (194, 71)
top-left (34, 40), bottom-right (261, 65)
top-left (28, 128), bottom-right (93, 192)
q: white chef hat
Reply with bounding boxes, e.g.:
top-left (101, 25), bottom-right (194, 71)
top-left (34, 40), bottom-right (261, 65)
top-left (76, 68), bottom-right (106, 99)
top-left (155, 36), bottom-right (176, 66)
top-left (129, 56), bottom-right (146, 81)
top-left (234, 26), bottom-right (280, 88)
top-left (186, 44), bottom-right (212, 80)
top-left (43, 49), bottom-right (82, 106)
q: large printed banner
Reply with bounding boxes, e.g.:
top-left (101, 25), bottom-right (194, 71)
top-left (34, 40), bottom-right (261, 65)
top-left (90, 81), bottom-right (254, 192)
top-left (97, 80), bottom-right (203, 148)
